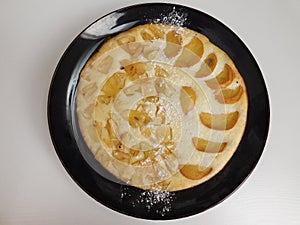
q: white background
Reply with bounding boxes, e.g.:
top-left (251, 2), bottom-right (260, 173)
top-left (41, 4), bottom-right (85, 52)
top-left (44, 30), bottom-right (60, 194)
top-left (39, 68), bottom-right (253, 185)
top-left (1, 0), bottom-right (299, 224)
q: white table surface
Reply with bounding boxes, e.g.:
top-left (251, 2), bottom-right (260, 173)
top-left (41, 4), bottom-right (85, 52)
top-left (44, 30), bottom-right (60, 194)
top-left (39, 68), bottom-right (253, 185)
top-left (1, 0), bottom-right (299, 224)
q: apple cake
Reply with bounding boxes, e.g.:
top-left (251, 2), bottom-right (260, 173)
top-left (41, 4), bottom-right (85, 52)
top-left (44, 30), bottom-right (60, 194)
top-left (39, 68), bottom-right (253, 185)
top-left (76, 24), bottom-right (248, 191)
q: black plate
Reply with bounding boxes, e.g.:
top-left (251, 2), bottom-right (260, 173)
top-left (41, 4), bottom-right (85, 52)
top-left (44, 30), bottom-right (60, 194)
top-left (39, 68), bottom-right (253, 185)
top-left (48, 3), bottom-right (270, 220)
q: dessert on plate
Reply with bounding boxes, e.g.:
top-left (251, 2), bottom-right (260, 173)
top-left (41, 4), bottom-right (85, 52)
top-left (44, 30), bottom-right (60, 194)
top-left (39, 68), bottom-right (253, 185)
top-left (76, 24), bottom-right (248, 191)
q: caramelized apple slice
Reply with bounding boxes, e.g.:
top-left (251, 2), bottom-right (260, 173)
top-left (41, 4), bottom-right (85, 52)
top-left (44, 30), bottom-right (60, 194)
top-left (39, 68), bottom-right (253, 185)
top-left (144, 96), bottom-right (159, 103)
top-left (112, 150), bottom-right (130, 163)
top-left (94, 120), bottom-right (102, 137)
top-left (215, 85), bottom-right (243, 104)
top-left (141, 127), bottom-right (152, 138)
top-left (101, 72), bottom-right (126, 98)
top-left (97, 119), bottom-right (119, 147)
top-left (128, 110), bottom-right (151, 128)
top-left (206, 64), bottom-right (234, 89)
top-left (116, 35), bottom-right (142, 56)
top-left (154, 66), bottom-right (170, 78)
top-left (180, 164), bottom-right (212, 180)
top-left (140, 24), bottom-right (165, 40)
top-left (140, 30), bottom-right (154, 41)
top-left (164, 30), bottom-right (182, 58)
top-left (130, 151), bottom-right (146, 165)
top-left (148, 24), bottom-right (164, 39)
top-left (129, 148), bottom-right (140, 157)
top-left (105, 118), bottom-right (117, 138)
top-left (106, 139), bottom-right (121, 148)
top-left (175, 36), bottom-right (204, 67)
top-left (124, 62), bottom-right (147, 81)
top-left (192, 137), bottom-right (227, 153)
top-left (195, 53), bottom-right (218, 77)
top-left (180, 86), bottom-right (196, 114)
top-left (150, 180), bottom-right (171, 190)
top-left (199, 111), bottom-right (239, 130)
top-left (96, 95), bottom-right (111, 105)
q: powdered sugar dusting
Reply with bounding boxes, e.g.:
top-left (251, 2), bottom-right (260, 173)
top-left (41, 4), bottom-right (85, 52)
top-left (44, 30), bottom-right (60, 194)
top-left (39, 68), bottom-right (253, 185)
top-left (149, 6), bottom-right (188, 27)
top-left (120, 186), bottom-right (175, 216)
top-left (136, 190), bottom-right (175, 216)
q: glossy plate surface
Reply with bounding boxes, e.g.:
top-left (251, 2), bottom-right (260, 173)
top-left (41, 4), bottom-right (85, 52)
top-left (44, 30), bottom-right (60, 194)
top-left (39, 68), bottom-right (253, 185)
top-left (48, 3), bottom-right (269, 220)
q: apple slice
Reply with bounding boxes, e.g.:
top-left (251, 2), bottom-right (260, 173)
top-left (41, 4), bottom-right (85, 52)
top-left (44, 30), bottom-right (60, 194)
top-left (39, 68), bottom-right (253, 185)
top-left (141, 127), bottom-right (152, 139)
top-left (97, 55), bottom-right (113, 74)
top-left (140, 30), bottom-right (154, 41)
top-left (93, 120), bottom-right (102, 137)
top-left (140, 24), bottom-right (164, 40)
top-left (82, 104), bottom-right (94, 119)
top-left (96, 95), bottom-right (111, 105)
top-left (124, 62), bottom-right (147, 81)
top-left (117, 35), bottom-right (139, 55)
top-left (154, 66), bottom-right (170, 78)
top-left (117, 35), bottom-right (135, 49)
top-left (180, 86), bottom-right (196, 115)
top-left (147, 24), bottom-right (165, 39)
top-left (150, 180), bottom-right (171, 191)
top-left (82, 82), bottom-right (97, 98)
top-left (123, 84), bottom-right (141, 96)
top-left (205, 64), bottom-right (234, 89)
top-left (180, 164), bottom-right (212, 180)
top-left (199, 111), bottom-right (239, 130)
top-left (175, 36), bottom-right (204, 68)
top-left (112, 150), bottom-right (130, 164)
top-left (101, 72), bottom-right (127, 98)
top-left (215, 85), bottom-right (243, 104)
top-left (164, 30), bottom-right (182, 58)
top-left (143, 45), bottom-right (160, 60)
top-left (195, 53), bottom-right (218, 77)
top-left (128, 110), bottom-right (151, 128)
top-left (104, 118), bottom-right (118, 138)
top-left (117, 34), bottom-right (144, 57)
top-left (192, 137), bottom-right (227, 153)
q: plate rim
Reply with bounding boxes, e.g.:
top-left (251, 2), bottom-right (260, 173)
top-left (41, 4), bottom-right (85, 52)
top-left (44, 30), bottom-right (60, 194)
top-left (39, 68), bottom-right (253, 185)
top-left (47, 2), bottom-right (270, 220)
